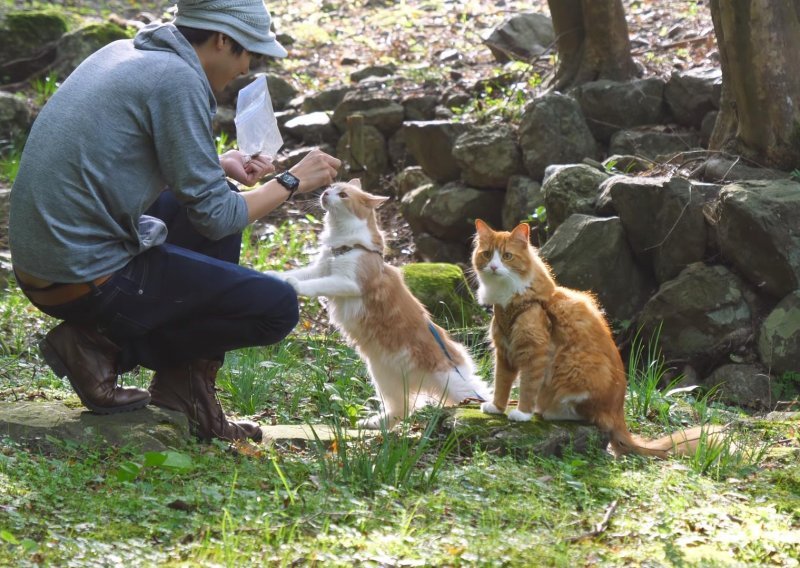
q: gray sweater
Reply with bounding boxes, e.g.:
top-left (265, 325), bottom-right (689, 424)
top-left (9, 23), bottom-right (249, 283)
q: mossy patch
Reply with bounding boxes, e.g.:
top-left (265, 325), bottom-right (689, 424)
top-left (442, 405), bottom-right (609, 458)
top-left (402, 262), bottom-right (485, 328)
top-left (77, 21), bottom-right (134, 44)
top-left (0, 9), bottom-right (70, 64)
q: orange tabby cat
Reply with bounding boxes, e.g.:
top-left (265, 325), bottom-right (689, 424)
top-left (472, 219), bottom-right (722, 458)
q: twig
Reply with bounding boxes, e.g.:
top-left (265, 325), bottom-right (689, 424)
top-left (567, 499), bottom-right (619, 543)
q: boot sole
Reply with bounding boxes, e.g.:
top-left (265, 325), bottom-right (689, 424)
top-left (39, 338), bottom-right (150, 415)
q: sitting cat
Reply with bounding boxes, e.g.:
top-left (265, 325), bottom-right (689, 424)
top-left (472, 219), bottom-right (724, 457)
top-left (277, 180), bottom-right (489, 428)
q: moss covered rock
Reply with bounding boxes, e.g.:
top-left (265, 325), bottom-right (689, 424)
top-left (0, 9), bottom-right (69, 66)
top-left (758, 290), bottom-right (800, 375)
top-left (54, 22), bottom-right (133, 78)
top-left (402, 262), bottom-right (484, 328)
top-left (442, 405), bottom-right (609, 458)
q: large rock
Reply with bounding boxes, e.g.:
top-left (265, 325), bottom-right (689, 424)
top-left (283, 111), bottom-right (339, 146)
top-left (419, 182), bottom-right (504, 242)
top-left (0, 9), bottom-right (68, 64)
top-left (442, 406), bottom-right (610, 458)
top-left (703, 156), bottom-right (789, 183)
top-left (387, 128), bottom-right (418, 170)
top-left (413, 232), bottom-right (470, 264)
top-left (54, 22), bottom-right (132, 78)
top-left (541, 164), bottom-right (610, 232)
top-left (483, 12), bottom-right (555, 63)
top-left (608, 128), bottom-right (702, 160)
top-left (0, 91), bottom-right (32, 140)
top-left (702, 364), bottom-right (775, 411)
top-left (502, 175), bottom-right (543, 230)
top-left (575, 78), bottom-right (667, 143)
top-left (638, 263), bottom-right (754, 367)
top-left (302, 85), bottom-right (353, 113)
top-left (452, 124), bottom-right (522, 189)
top-left (335, 125), bottom-right (388, 191)
top-left (664, 68), bottom-right (722, 128)
top-left (394, 166), bottom-right (433, 199)
top-left (400, 183), bottom-right (438, 234)
top-left (541, 215), bottom-right (654, 322)
top-left (0, 402), bottom-right (190, 452)
top-left (332, 91), bottom-right (405, 137)
top-left (402, 263), bottom-right (483, 327)
top-left (603, 176), bottom-right (718, 283)
top-left (758, 291), bottom-right (800, 375)
top-left (714, 180), bottom-right (800, 298)
top-left (402, 94), bottom-right (438, 121)
top-left (403, 120), bottom-right (471, 183)
top-left (519, 93), bottom-right (598, 181)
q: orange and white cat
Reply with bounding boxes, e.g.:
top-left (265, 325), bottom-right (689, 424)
top-left (472, 219), bottom-right (722, 457)
top-left (277, 180), bottom-right (489, 428)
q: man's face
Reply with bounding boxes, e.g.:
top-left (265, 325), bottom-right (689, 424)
top-left (205, 37), bottom-right (252, 92)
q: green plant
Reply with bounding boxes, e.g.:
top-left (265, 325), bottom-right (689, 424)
top-left (452, 65), bottom-right (542, 124)
top-left (214, 131), bottom-right (234, 155)
top-left (524, 204), bottom-right (548, 245)
top-left (626, 325), bottom-right (685, 422)
top-left (310, 404), bottom-right (456, 496)
top-left (0, 139), bottom-right (23, 183)
top-left (30, 71), bottom-right (59, 106)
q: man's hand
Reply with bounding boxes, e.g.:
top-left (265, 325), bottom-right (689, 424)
top-left (289, 149), bottom-right (342, 194)
top-left (220, 149), bottom-right (275, 186)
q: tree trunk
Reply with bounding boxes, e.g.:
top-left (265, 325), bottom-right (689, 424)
top-left (709, 0), bottom-right (800, 170)
top-left (548, 0), bottom-right (638, 91)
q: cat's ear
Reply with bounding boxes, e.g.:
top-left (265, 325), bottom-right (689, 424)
top-left (475, 219), bottom-right (493, 238)
top-left (510, 223), bottom-right (530, 244)
top-left (364, 195), bottom-right (389, 209)
top-left (348, 178), bottom-right (362, 188)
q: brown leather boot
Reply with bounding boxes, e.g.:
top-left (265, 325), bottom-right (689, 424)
top-left (148, 359), bottom-right (263, 443)
top-left (39, 322), bottom-right (151, 414)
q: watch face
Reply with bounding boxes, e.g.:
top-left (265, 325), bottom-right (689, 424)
top-left (278, 172), bottom-right (300, 190)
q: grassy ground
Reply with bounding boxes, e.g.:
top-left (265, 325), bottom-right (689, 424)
top-left (1, 2), bottom-right (798, 565)
top-left (1, 221), bottom-right (799, 567)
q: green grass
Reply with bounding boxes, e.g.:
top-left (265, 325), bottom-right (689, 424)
top-left (0, 139), bottom-right (23, 184)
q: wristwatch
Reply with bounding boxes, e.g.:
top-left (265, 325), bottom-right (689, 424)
top-left (275, 171), bottom-right (300, 199)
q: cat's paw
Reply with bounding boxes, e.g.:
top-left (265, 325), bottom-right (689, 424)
top-left (357, 415), bottom-right (385, 430)
top-left (284, 276), bottom-right (302, 293)
top-left (481, 402), bottom-right (505, 415)
top-left (263, 270), bottom-right (284, 280)
top-left (507, 409), bottom-right (534, 422)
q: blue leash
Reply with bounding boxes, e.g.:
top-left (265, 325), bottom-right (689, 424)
top-left (428, 323), bottom-right (485, 402)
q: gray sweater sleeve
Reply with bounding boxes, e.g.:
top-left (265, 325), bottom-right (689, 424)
top-left (147, 64), bottom-right (249, 241)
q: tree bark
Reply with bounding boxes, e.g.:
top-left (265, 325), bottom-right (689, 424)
top-left (548, 0), bottom-right (638, 91)
top-left (709, 0), bottom-right (800, 170)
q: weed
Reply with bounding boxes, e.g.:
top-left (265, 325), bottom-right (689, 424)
top-left (214, 131), bottom-right (234, 155)
top-left (0, 139), bottom-right (23, 183)
top-left (626, 325), bottom-right (685, 422)
top-left (310, 404), bottom-right (456, 496)
top-left (524, 204), bottom-right (549, 245)
top-left (30, 71), bottom-right (59, 106)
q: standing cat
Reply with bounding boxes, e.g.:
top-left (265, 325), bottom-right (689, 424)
top-left (278, 180), bottom-right (489, 428)
top-left (472, 219), bottom-right (723, 457)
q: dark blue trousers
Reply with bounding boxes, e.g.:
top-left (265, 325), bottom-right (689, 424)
top-left (34, 187), bottom-right (299, 372)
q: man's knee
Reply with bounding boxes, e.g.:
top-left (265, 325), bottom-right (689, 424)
top-left (255, 279), bottom-right (299, 344)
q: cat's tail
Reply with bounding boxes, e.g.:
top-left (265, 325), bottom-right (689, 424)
top-left (439, 370), bottom-right (491, 404)
top-left (609, 423), bottom-right (729, 459)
